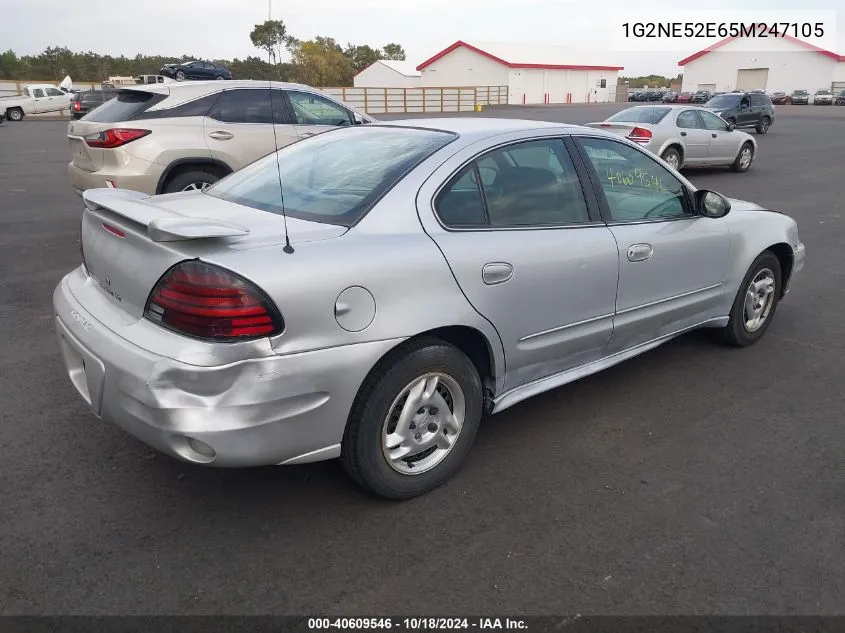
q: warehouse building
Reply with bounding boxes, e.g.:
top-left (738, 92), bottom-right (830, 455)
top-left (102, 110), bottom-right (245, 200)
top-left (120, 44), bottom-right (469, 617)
top-left (353, 60), bottom-right (422, 88)
top-left (415, 41), bottom-right (624, 104)
top-left (679, 34), bottom-right (845, 95)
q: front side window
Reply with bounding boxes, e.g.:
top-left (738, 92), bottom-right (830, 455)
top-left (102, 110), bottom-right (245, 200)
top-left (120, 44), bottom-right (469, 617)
top-left (578, 137), bottom-right (690, 222)
top-left (207, 126), bottom-right (455, 226)
top-left (32, 88), bottom-right (45, 98)
top-left (287, 91), bottom-right (353, 126)
top-left (46, 88), bottom-right (65, 96)
top-left (698, 110), bottom-right (730, 131)
top-left (436, 138), bottom-right (591, 228)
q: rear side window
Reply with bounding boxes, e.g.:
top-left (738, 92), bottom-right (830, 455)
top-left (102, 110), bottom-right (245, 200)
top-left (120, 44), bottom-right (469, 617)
top-left (135, 93), bottom-right (222, 120)
top-left (676, 110), bottom-right (702, 129)
top-left (82, 90), bottom-right (166, 122)
top-left (607, 107), bottom-right (671, 124)
top-left (436, 139), bottom-right (591, 228)
top-left (207, 89), bottom-right (290, 124)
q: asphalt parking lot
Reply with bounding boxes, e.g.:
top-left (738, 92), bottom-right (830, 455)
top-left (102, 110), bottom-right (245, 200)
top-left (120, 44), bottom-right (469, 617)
top-left (2, 104), bottom-right (844, 616)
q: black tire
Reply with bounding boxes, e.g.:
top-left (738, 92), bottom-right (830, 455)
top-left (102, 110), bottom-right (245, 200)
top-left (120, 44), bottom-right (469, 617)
top-left (162, 169), bottom-right (221, 194)
top-left (215, 75), bottom-right (225, 80)
top-left (755, 116), bottom-right (771, 134)
top-left (175, 70), bottom-right (186, 81)
top-left (721, 251), bottom-right (782, 347)
top-left (341, 338), bottom-right (484, 499)
top-left (660, 146), bottom-right (682, 171)
top-left (7, 107), bottom-right (24, 121)
top-left (730, 142), bottom-right (754, 173)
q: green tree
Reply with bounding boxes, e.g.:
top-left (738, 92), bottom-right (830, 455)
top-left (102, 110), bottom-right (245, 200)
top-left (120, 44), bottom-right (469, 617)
top-left (250, 19), bottom-right (289, 76)
top-left (289, 38), bottom-right (354, 87)
top-left (381, 43), bottom-right (406, 61)
top-left (344, 44), bottom-right (382, 71)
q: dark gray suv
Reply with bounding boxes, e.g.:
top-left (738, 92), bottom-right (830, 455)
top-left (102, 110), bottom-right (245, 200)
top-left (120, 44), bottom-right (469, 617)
top-left (704, 91), bottom-right (774, 134)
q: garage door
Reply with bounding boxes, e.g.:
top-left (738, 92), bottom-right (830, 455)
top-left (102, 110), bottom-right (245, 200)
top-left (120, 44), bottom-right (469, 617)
top-left (736, 68), bottom-right (769, 91)
top-left (697, 84), bottom-right (716, 92)
top-left (832, 81), bottom-right (845, 92)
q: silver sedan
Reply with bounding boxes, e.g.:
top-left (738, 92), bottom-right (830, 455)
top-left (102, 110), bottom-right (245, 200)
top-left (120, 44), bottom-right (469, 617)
top-left (54, 118), bottom-right (804, 498)
top-left (586, 105), bottom-right (757, 172)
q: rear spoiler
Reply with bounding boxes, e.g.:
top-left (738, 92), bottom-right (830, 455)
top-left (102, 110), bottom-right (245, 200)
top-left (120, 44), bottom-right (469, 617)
top-left (82, 188), bottom-right (250, 242)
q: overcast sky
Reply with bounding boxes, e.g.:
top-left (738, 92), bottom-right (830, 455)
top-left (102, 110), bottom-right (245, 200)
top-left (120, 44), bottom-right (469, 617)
top-left (3, 0), bottom-right (842, 76)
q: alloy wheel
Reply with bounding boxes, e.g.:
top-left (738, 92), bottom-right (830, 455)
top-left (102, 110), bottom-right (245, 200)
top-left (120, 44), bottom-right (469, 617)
top-left (381, 373), bottom-right (466, 475)
top-left (743, 268), bottom-right (776, 332)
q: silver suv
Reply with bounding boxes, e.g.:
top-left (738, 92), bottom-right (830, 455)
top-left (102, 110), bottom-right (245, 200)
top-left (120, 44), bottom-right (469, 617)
top-left (67, 80), bottom-right (374, 196)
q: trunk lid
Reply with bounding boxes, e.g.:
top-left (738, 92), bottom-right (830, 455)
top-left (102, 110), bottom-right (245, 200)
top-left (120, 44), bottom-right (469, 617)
top-left (584, 122), bottom-right (641, 137)
top-left (80, 188), bottom-right (347, 319)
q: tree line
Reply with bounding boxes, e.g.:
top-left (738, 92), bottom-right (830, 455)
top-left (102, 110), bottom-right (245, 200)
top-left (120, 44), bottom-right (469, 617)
top-left (620, 74), bottom-right (684, 88)
top-left (0, 19), bottom-right (406, 87)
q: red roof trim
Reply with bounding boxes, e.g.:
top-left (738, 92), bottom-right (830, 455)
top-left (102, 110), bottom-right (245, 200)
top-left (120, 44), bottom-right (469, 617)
top-left (416, 40), bottom-right (624, 72)
top-left (678, 30), bottom-right (844, 65)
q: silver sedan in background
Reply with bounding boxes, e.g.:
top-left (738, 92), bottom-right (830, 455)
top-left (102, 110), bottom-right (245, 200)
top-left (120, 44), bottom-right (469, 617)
top-left (586, 105), bottom-right (757, 173)
top-left (54, 118), bottom-right (802, 499)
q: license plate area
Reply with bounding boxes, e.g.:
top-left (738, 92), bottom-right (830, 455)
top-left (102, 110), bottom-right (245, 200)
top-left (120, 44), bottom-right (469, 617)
top-left (58, 322), bottom-right (106, 416)
top-left (70, 138), bottom-right (88, 160)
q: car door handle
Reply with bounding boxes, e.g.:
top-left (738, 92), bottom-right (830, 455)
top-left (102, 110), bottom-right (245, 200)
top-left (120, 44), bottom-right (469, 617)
top-left (482, 262), bottom-right (514, 285)
top-left (627, 243), bottom-right (653, 262)
top-left (680, 131), bottom-right (687, 136)
top-left (208, 131), bottom-right (234, 140)
top-left (711, 133), bottom-right (718, 138)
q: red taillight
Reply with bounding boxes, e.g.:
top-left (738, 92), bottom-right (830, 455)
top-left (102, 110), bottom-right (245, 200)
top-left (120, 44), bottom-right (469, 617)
top-left (84, 128), bottom-right (150, 149)
top-left (101, 223), bottom-right (125, 238)
top-left (628, 126), bottom-right (653, 143)
top-left (73, 101), bottom-right (81, 111)
top-left (144, 261), bottom-right (284, 342)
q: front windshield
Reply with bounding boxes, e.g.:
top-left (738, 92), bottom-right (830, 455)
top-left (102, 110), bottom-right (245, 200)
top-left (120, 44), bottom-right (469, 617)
top-left (706, 94), bottom-right (741, 108)
top-left (794, 90), bottom-right (808, 95)
top-left (816, 90), bottom-right (831, 95)
top-left (206, 126), bottom-right (456, 226)
top-left (607, 107), bottom-right (671, 124)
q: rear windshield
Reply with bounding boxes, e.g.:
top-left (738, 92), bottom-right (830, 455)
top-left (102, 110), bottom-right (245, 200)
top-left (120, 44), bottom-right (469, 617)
top-left (607, 107), bottom-right (671, 124)
top-left (206, 126), bottom-right (457, 226)
top-left (82, 90), bottom-right (165, 122)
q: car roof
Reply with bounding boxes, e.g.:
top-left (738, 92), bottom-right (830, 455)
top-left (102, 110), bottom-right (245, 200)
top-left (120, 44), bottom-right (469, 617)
top-left (373, 117), bottom-right (581, 140)
top-left (120, 79), bottom-right (317, 95)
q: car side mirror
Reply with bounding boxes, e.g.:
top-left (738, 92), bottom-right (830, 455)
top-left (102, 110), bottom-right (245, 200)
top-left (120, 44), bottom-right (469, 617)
top-left (726, 120), bottom-right (736, 131)
top-left (695, 190), bottom-right (731, 218)
top-left (353, 112), bottom-right (365, 125)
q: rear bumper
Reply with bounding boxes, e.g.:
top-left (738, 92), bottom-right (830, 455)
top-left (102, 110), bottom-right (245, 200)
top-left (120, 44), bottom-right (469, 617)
top-left (53, 268), bottom-right (402, 467)
top-left (69, 159), bottom-right (160, 197)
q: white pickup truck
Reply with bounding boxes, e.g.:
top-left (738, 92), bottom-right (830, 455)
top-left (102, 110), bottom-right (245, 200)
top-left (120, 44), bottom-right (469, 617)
top-left (0, 84), bottom-right (74, 121)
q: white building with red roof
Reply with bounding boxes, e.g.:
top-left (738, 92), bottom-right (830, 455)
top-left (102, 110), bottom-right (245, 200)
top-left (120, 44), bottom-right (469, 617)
top-left (678, 33), bottom-right (845, 95)
top-left (415, 41), bottom-right (624, 105)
